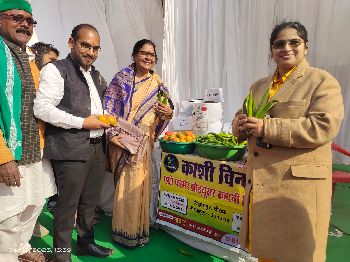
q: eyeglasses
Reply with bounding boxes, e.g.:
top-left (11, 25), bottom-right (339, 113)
top-left (0, 14), bottom-right (37, 27)
top-left (76, 40), bottom-right (101, 53)
top-left (139, 50), bottom-right (156, 59)
top-left (272, 39), bottom-right (304, 50)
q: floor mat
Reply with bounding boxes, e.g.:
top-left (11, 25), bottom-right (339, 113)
top-left (30, 208), bottom-right (223, 261)
top-left (30, 182), bottom-right (350, 261)
top-left (327, 183), bottom-right (350, 262)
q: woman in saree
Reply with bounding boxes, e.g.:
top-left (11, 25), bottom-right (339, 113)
top-left (103, 39), bottom-right (173, 248)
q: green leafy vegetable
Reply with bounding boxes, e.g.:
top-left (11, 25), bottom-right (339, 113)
top-left (196, 132), bottom-right (247, 146)
top-left (157, 91), bottom-right (168, 105)
top-left (243, 88), bottom-right (278, 119)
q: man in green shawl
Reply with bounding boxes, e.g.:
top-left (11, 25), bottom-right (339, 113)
top-left (0, 1), bottom-right (55, 261)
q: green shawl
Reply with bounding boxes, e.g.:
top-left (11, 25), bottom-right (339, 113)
top-left (0, 36), bottom-right (22, 159)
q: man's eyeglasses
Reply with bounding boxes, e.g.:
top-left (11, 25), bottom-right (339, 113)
top-left (272, 39), bottom-right (304, 50)
top-left (76, 40), bottom-right (101, 53)
top-left (139, 50), bottom-right (156, 59)
top-left (0, 14), bottom-right (37, 27)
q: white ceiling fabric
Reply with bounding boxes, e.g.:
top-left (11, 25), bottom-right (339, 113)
top-left (162, 0), bottom-right (350, 163)
top-left (29, 0), bottom-right (164, 81)
top-left (25, 0), bottom-right (349, 163)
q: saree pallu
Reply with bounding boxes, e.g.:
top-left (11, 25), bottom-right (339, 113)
top-left (104, 64), bottom-right (172, 247)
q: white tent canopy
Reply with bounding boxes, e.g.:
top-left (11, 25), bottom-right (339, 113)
top-left (163, 0), bottom-right (350, 164)
top-left (29, 0), bottom-right (164, 81)
top-left (29, 0), bottom-right (349, 163)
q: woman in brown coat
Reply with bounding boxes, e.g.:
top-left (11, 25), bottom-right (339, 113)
top-left (232, 21), bottom-right (344, 262)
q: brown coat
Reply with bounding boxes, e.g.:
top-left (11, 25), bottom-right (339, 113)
top-left (237, 60), bottom-right (344, 262)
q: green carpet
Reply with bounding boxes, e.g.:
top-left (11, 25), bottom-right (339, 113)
top-left (31, 182), bottom-right (350, 261)
top-left (327, 183), bottom-right (350, 262)
top-left (30, 208), bottom-right (224, 262)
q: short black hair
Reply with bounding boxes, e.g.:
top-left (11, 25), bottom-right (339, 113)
top-left (270, 21), bottom-right (308, 51)
top-left (132, 39), bottom-right (158, 64)
top-left (30, 42), bottom-right (59, 70)
top-left (71, 23), bottom-right (99, 42)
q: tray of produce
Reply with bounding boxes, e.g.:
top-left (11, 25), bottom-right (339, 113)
top-left (195, 132), bottom-right (247, 161)
top-left (159, 131), bottom-right (196, 154)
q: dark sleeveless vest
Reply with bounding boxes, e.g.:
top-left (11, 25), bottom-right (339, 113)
top-left (43, 55), bottom-right (106, 160)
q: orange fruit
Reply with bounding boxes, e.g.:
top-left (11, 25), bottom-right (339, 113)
top-left (98, 115), bottom-right (108, 124)
top-left (99, 115), bottom-right (117, 126)
top-left (170, 137), bottom-right (177, 142)
top-left (163, 135), bottom-right (169, 141)
top-left (107, 116), bottom-right (117, 126)
top-left (185, 136), bottom-right (193, 142)
top-left (177, 133), bottom-right (185, 139)
top-left (185, 130), bottom-right (193, 136)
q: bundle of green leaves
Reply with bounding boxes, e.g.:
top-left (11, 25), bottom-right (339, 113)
top-left (157, 91), bottom-right (168, 105)
top-left (242, 88), bottom-right (278, 118)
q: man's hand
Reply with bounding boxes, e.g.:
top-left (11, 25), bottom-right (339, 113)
top-left (110, 135), bottom-right (126, 149)
top-left (82, 115), bottom-right (110, 130)
top-left (0, 161), bottom-right (21, 187)
top-left (154, 102), bottom-right (173, 118)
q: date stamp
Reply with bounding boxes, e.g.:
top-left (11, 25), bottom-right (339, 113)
top-left (9, 247), bottom-right (71, 253)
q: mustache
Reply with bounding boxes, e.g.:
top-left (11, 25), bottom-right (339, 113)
top-left (16, 29), bottom-right (31, 36)
top-left (83, 55), bottom-right (94, 60)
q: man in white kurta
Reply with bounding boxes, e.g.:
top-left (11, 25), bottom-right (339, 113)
top-left (0, 1), bottom-right (56, 262)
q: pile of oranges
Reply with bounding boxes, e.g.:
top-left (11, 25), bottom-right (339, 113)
top-left (162, 130), bottom-right (196, 143)
top-left (98, 115), bottom-right (117, 126)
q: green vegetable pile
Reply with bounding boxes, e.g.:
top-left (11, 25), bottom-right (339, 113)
top-left (196, 132), bottom-right (246, 146)
top-left (157, 90), bottom-right (168, 105)
top-left (243, 88), bottom-right (278, 118)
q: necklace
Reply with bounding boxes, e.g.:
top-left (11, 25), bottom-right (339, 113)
top-left (133, 75), bottom-right (150, 91)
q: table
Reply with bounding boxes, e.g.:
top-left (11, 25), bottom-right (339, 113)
top-left (156, 152), bottom-right (255, 261)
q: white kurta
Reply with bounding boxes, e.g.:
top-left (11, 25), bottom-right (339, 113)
top-left (0, 158), bottom-right (56, 222)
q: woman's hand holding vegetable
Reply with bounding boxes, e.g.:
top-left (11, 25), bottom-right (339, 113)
top-left (239, 86), bottom-right (276, 138)
top-left (232, 113), bottom-right (246, 136)
top-left (238, 115), bottom-right (264, 138)
top-left (154, 102), bottom-right (173, 118)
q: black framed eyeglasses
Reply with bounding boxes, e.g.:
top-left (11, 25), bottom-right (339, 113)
top-left (138, 50), bottom-right (156, 59)
top-left (272, 39), bottom-right (304, 50)
top-left (76, 40), bottom-right (101, 53)
top-left (0, 14), bottom-right (37, 27)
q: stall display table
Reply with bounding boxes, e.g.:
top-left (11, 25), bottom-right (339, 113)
top-left (156, 152), bottom-right (256, 261)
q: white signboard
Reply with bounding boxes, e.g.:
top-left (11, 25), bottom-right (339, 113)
top-left (205, 88), bottom-right (224, 102)
top-left (172, 116), bottom-right (193, 130)
top-left (192, 103), bottom-right (208, 130)
top-left (160, 191), bottom-right (188, 215)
